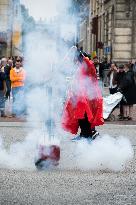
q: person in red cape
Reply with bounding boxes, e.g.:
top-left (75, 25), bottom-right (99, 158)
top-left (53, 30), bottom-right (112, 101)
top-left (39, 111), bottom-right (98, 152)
top-left (62, 50), bottom-right (104, 140)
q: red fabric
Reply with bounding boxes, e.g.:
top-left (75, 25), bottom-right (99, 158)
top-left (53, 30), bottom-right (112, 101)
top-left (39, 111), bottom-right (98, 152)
top-left (62, 57), bottom-right (104, 134)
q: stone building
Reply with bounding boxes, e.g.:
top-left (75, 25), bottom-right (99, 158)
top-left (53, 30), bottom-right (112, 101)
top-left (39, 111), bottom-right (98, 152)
top-left (78, 0), bottom-right (136, 63)
top-left (103, 0), bottom-right (136, 63)
top-left (0, 0), bottom-right (22, 58)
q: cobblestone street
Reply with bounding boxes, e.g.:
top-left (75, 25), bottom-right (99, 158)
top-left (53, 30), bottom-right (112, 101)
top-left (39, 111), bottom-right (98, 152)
top-left (0, 123), bottom-right (136, 204)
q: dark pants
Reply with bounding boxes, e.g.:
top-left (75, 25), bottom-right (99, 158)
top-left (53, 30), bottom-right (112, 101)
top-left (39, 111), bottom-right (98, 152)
top-left (109, 87), bottom-right (117, 95)
top-left (119, 99), bottom-right (124, 116)
top-left (0, 91), bottom-right (5, 110)
top-left (78, 113), bottom-right (93, 138)
top-left (5, 80), bottom-right (11, 99)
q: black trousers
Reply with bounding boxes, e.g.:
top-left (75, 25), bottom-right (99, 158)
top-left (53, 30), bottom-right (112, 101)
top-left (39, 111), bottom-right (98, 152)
top-left (78, 113), bottom-right (93, 138)
top-left (109, 87), bottom-right (117, 95)
top-left (5, 80), bottom-right (11, 99)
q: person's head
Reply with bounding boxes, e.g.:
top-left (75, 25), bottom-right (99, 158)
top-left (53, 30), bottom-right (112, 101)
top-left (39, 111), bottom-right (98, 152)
top-left (1, 58), bottom-right (7, 67)
top-left (130, 59), bottom-right (136, 65)
top-left (103, 57), bottom-right (107, 63)
top-left (93, 56), bottom-right (99, 65)
top-left (15, 60), bottom-right (21, 69)
top-left (110, 63), bottom-right (117, 70)
top-left (8, 59), bottom-right (13, 67)
top-left (118, 64), bottom-right (124, 72)
top-left (124, 64), bottom-right (130, 72)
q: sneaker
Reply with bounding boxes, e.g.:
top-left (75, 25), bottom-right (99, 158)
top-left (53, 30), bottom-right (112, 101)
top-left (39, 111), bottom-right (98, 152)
top-left (92, 131), bottom-right (99, 140)
top-left (118, 115), bottom-right (124, 121)
top-left (71, 135), bottom-right (82, 141)
top-left (123, 116), bottom-right (129, 121)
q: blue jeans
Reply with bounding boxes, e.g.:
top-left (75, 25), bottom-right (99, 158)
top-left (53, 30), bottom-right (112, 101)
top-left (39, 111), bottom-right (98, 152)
top-left (0, 91), bottom-right (5, 110)
top-left (12, 87), bottom-right (25, 116)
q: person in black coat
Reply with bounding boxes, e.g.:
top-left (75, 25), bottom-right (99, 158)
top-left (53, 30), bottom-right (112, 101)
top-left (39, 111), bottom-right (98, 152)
top-left (118, 64), bottom-right (136, 120)
top-left (114, 64), bottom-right (125, 119)
top-left (4, 59), bottom-right (13, 99)
top-left (0, 66), bottom-right (6, 117)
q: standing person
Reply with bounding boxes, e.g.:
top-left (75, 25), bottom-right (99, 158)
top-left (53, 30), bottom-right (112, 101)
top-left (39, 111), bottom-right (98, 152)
top-left (119, 64), bottom-right (136, 120)
top-left (1, 58), bottom-right (7, 92)
top-left (62, 51), bottom-right (104, 140)
top-left (114, 64), bottom-right (125, 119)
top-left (107, 63), bottom-right (118, 94)
top-left (0, 62), bottom-right (6, 117)
top-left (10, 60), bottom-right (26, 117)
top-left (4, 59), bottom-right (13, 99)
top-left (132, 60), bottom-right (136, 83)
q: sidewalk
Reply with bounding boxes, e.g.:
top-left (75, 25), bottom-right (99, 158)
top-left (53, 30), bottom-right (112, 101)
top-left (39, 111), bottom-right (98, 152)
top-left (106, 106), bottom-right (136, 125)
top-left (0, 87), bottom-right (136, 124)
top-left (1, 107), bottom-right (136, 124)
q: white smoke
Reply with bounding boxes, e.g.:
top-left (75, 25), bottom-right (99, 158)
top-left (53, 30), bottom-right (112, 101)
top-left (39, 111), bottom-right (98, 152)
top-left (0, 131), bottom-right (38, 170)
top-left (0, 0), bottom-right (134, 172)
top-left (72, 135), bottom-right (134, 171)
top-left (0, 133), bottom-right (133, 171)
top-left (21, 0), bottom-right (72, 20)
top-left (0, 130), bottom-right (60, 170)
top-left (22, 0), bottom-right (78, 141)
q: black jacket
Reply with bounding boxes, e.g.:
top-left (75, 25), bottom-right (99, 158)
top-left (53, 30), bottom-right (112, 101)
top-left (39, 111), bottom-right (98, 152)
top-left (116, 71), bottom-right (136, 105)
top-left (4, 65), bottom-right (12, 80)
top-left (0, 71), bottom-right (6, 90)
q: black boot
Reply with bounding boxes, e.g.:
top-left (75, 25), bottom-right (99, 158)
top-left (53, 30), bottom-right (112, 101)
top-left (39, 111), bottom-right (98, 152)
top-left (78, 113), bottom-right (92, 138)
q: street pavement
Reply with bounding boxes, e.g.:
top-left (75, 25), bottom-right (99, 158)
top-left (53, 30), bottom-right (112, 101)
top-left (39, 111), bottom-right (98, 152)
top-left (0, 122), bottom-right (136, 205)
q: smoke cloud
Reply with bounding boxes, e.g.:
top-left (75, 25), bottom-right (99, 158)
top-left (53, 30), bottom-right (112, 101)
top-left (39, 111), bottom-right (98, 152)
top-left (0, 133), bottom-right (133, 171)
top-left (21, 0), bottom-right (72, 20)
top-left (72, 135), bottom-right (134, 171)
top-left (0, 0), bottom-right (134, 172)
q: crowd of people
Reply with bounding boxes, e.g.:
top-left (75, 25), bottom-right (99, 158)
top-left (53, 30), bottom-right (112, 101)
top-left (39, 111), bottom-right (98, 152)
top-left (107, 61), bottom-right (136, 120)
top-left (0, 56), bottom-right (26, 117)
top-left (0, 52), bottom-right (136, 123)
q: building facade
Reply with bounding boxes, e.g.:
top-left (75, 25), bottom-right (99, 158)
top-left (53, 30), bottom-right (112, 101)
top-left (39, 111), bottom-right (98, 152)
top-left (78, 0), bottom-right (136, 63)
top-left (103, 0), bottom-right (136, 63)
top-left (0, 0), bottom-right (22, 58)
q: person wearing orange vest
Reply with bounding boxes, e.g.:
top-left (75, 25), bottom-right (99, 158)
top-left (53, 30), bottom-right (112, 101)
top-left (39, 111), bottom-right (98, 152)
top-left (10, 60), bottom-right (26, 117)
